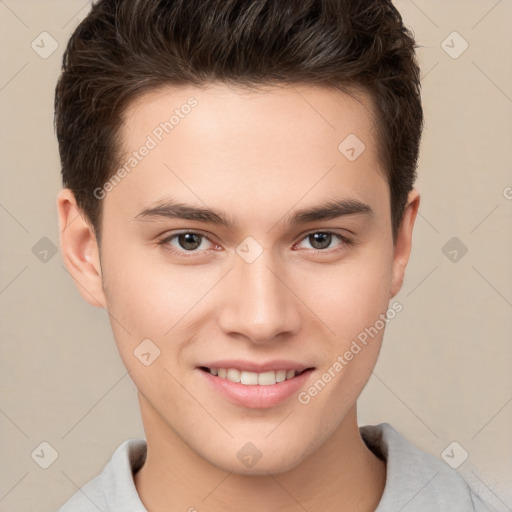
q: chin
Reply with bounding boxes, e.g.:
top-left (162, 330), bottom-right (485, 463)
top-left (203, 438), bottom-right (311, 476)
top-left (220, 454), bottom-right (303, 476)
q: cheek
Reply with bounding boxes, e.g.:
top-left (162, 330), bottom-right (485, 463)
top-left (294, 250), bottom-right (394, 424)
top-left (295, 244), bottom-right (394, 342)
top-left (100, 247), bottom-right (220, 353)
top-left (102, 242), bottom-right (182, 318)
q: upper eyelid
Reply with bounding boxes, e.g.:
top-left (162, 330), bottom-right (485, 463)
top-left (161, 229), bottom-right (217, 245)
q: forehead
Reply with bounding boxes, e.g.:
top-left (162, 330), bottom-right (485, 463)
top-left (106, 82), bottom-right (387, 227)
top-left (121, 82), bottom-right (378, 148)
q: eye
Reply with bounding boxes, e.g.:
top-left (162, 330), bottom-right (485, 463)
top-left (158, 229), bottom-right (352, 257)
top-left (295, 231), bottom-right (350, 252)
top-left (158, 231), bottom-right (216, 255)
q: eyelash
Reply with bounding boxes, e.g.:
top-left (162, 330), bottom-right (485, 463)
top-left (157, 230), bottom-right (354, 258)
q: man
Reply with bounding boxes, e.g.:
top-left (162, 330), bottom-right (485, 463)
top-left (54, 0), bottom-right (497, 510)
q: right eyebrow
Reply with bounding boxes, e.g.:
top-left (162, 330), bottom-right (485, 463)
top-left (133, 199), bottom-right (235, 228)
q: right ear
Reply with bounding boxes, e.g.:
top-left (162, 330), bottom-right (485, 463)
top-left (56, 188), bottom-right (107, 309)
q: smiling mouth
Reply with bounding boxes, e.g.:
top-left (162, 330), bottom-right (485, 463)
top-left (198, 366), bottom-right (314, 386)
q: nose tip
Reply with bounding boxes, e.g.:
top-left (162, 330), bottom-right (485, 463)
top-left (217, 256), bottom-right (301, 344)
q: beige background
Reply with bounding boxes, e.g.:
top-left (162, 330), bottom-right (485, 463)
top-left (1, 1), bottom-right (511, 510)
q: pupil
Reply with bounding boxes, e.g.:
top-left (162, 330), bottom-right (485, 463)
top-left (180, 233), bottom-right (201, 250)
top-left (311, 232), bottom-right (331, 249)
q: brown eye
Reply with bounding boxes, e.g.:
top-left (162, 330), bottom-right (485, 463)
top-left (297, 231), bottom-right (347, 252)
top-left (177, 232), bottom-right (203, 251)
top-left (308, 232), bottom-right (332, 250)
top-left (159, 231), bottom-right (215, 255)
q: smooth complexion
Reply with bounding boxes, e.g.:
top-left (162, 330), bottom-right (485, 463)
top-left (58, 83), bottom-right (419, 512)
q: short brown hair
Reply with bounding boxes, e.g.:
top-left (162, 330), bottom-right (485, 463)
top-left (54, 0), bottom-right (423, 243)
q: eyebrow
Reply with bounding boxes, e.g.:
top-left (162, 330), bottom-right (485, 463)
top-left (133, 197), bottom-right (373, 228)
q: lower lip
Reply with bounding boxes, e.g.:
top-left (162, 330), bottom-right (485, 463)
top-left (197, 368), bottom-right (315, 409)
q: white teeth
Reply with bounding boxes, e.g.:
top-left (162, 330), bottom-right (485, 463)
top-left (208, 367), bottom-right (300, 385)
top-left (240, 371), bottom-right (258, 385)
top-left (258, 371), bottom-right (276, 385)
top-left (226, 368), bottom-right (241, 382)
top-left (275, 369), bottom-right (287, 383)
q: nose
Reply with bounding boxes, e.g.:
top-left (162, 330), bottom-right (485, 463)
top-left (217, 249), bottom-right (302, 344)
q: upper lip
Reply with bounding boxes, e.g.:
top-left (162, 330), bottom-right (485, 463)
top-left (198, 359), bottom-right (315, 373)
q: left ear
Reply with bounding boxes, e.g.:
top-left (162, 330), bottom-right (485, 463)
top-left (390, 188), bottom-right (420, 298)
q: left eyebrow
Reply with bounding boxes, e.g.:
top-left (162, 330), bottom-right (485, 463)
top-left (133, 197), bottom-right (374, 227)
top-left (288, 198), bottom-right (374, 224)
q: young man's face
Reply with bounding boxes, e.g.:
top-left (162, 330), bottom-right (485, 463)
top-left (58, 83), bottom-right (418, 474)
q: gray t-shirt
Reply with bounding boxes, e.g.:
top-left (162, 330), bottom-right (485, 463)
top-left (56, 423), bottom-right (500, 511)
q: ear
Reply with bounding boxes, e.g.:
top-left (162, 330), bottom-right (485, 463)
top-left (57, 188), bottom-right (107, 309)
top-left (390, 189), bottom-right (420, 298)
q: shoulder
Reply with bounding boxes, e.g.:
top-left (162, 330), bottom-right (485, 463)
top-left (57, 472), bottom-right (105, 512)
top-left (360, 423), bottom-right (501, 512)
top-left (56, 438), bottom-right (147, 512)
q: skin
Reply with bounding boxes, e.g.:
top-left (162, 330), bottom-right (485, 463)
top-left (57, 83), bottom-right (419, 512)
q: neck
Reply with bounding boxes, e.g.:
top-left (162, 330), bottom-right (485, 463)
top-left (134, 396), bottom-right (386, 512)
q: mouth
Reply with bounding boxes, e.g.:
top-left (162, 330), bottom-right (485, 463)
top-left (198, 366), bottom-right (314, 386)
top-left (195, 357), bottom-right (317, 408)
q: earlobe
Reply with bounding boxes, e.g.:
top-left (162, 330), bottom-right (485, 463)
top-left (390, 189), bottom-right (420, 298)
top-left (56, 188), bottom-right (106, 309)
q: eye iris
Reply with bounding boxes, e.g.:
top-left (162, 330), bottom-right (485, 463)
top-left (179, 233), bottom-right (202, 250)
top-left (310, 232), bottom-right (331, 250)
